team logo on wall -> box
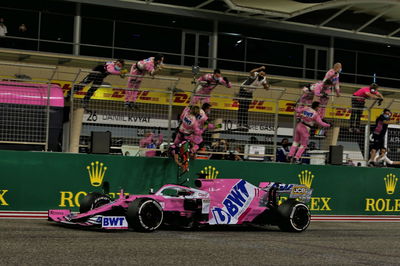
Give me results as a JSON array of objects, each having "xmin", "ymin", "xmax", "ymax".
[
  {"xmin": 200, "ymin": 166, "xmax": 219, "ymax": 179},
  {"xmin": 86, "ymin": 161, "xmax": 108, "ymax": 187},
  {"xmin": 298, "ymin": 170, "xmax": 315, "ymax": 188},
  {"xmin": 384, "ymin": 174, "xmax": 397, "ymax": 195}
]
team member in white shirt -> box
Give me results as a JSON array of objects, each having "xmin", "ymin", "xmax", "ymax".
[
  {"xmin": 237, "ymin": 66, "xmax": 270, "ymax": 129},
  {"xmin": 371, "ymin": 147, "xmax": 400, "ymax": 167}
]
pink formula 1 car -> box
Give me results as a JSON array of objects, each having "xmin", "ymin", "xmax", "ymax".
[{"xmin": 48, "ymin": 179, "xmax": 313, "ymax": 232}]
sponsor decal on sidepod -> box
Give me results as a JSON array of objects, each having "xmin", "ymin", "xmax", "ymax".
[{"xmin": 210, "ymin": 180, "xmax": 256, "ymax": 225}]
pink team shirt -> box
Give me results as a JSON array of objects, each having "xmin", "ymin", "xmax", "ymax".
[
  {"xmin": 195, "ymin": 74, "xmax": 232, "ymax": 95},
  {"xmin": 296, "ymin": 106, "xmax": 331, "ymax": 128},
  {"xmin": 179, "ymin": 109, "xmax": 202, "ymax": 135},
  {"xmin": 105, "ymin": 62, "xmax": 123, "ymax": 75},
  {"xmin": 322, "ymin": 69, "xmax": 340, "ymax": 95},
  {"xmin": 135, "ymin": 57, "xmax": 156, "ymax": 74},
  {"xmin": 125, "ymin": 57, "xmax": 158, "ymax": 102},
  {"xmin": 197, "ymin": 109, "xmax": 215, "ymax": 131},
  {"xmin": 353, "ymin": 87, "xmax": 377, "ymax": 101},
  {"xmin": 313, "ymin": 82, "xmax": 334, "ymax": 97},
  {"xmin": 180, "ymin": 107, "xmax": 214, "ymax": 145},
  {"xmin": 191, "ymin": 73, "xmax": 232, "ymax": 104}
]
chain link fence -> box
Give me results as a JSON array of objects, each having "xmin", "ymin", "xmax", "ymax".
[
  {"xmin": 0, "ymin": 62, "xmax": 61, "ymax": 151},
  {"xmin": 287, "ymin": 86, "xmax": 392, "ymax": 166},
  {"xmin": 382, "ymin": 99, "xmax": 400, "ymax": 162},
  {"xmin": 0, "ymin": 61, "xmax": 398, "ymax": 166},
  {"xmin": 69, "ymin": 70, "xmax": 178, "ymax": 154}
]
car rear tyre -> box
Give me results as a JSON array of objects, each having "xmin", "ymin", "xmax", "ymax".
[
  {"xmin": 277, "ymin": 200, "xmax": 310, "ymax": 232},
  {"xmin": 126, "ymin": 198, "xmax": 163, "ymax": 232},
  {"xmin": 79, "ymin": 192, "xmax": 112, "ymax": 213}
]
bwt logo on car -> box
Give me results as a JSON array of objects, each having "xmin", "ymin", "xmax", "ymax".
[
  {"xmin": 211, "ymin": 180, "xmax": 256, "ymax": 225},
  {"xmin": 101, "ymin": 216, "xmax": 128, "ymax": 229}
]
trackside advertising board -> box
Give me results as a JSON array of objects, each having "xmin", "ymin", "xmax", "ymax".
[
  {"xmin": 0, "ymin": 150, "xmax": 400, "ymax": 219},
  {"xmin": 51, "ymin": 80, "xmax": 391, "ymax": 121}
]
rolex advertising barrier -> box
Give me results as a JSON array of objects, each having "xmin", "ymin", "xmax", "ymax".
[{"xmin": 1, "ymin": 150, "xmax": 400, "ymax": 221}]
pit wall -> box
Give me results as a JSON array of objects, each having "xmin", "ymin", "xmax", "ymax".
[{"xmin": 1, "ymin": 150, "xmax": 399, "ymax": 218}]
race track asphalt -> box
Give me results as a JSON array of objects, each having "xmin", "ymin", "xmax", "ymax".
[{"xmin": 0, "ymin": 220, "xmax": 399, "ymax": 265}]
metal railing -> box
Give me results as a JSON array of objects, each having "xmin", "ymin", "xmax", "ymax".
[{"xmin": 1, "ymin": 33, "xmax": 400, "ymax": 89}]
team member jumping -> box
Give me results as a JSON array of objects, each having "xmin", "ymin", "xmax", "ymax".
[
  {"xmin": 173, "ymin": 105, "xmax": 203, "ymax": 153},
  {"xmin": 193, "ymin": 103, "xmax": 216, "ymax": 147},
  {"xmin": 170, "ymin": 105, "xmax": 202, "ymax": 168},
  {"xmin": 298, "ymin": 84, "xmax": 315, "ymax": 106},
  {"xmin": 288, "ymin": 101, "xmax": 331, "ymax": 163},
  {"xmin": 191, "ymin": 69, "xmax": 232, "ymax": 105},
  {"xmin": 71, "ymin": 59, "xmax": 126, "ymax": 105},
  {"xmin": 314, "ymin": 63, "xmax": 342, "ymax": 118},
  {"xmin": 124, "ymin": 54, "xmax": 164, "ymax": 108},
  {"xmin": 298, "ymin": 79, "xmax": 333, "ymax": 106},
  {"xmin": 237, "ymin": 66, "xmax": 270, "ymax": 128}
]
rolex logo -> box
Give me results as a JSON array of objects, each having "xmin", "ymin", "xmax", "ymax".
[
  {"xmin": 298, "ymin": 170, "xmax": 315, "ymax": 188},
  {"xmin": 200, "ymin": 166, "xmax": 219, "ymax": 179},
  {"xmin": 86, "ymin": 161, "xmax": 107, "ymax": 187},
  {"xmin": 384, "ymin": 174, "xmax": 397, "ymax": 195}
]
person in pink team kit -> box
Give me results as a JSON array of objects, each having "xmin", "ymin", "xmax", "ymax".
[
  {"xmin": 191, "ymin": 69, "xmax": 232, "ymax": 105},
  {"xmin": 288, "ymin": 101, "xmax": 331, "ymax": 163},
  {"xmin": 193, "ymin": 103, "xmax": 215, "ymax": 146},
  {"xmin": 350, "ymin": 83, "xmax": 383, "ymax": 133},
  {"xmin": 298, "ymin": 79, "xmax": 333, "ymax": 106},
  {"xmin": 170, "ymin": 104, "xmax": 213, "ymax": 168},
  {"xmin": 314, "ymin": 63, "xmax": 342, "ymax": 118},
  {"xmin": 298, "ymin": 84, "xmax": 315, "ymax": 106},
  {"xmin": 125, "ymin": 54, "xmax": 164, "ymax": 108},
  {"xmin": 173, "ymin": 105, "xmax": 202, "ymax": 154},
  {"xmin": 70, "ymin": 59, "xmax": 126, "ymax": 105},
  {"xmin": 139, "ymin": 131, "xmax": 163, "ymax": 157}
]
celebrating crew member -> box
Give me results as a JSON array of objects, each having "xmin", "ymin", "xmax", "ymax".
[
  {"xmin": 367, "ymin": 109, "xmax": 397, "ymax": 166},
  {"xmin": 191, "ymin": 69, "xmax": 232, "ymax": 105},
  {"xmin": 287, "ymin": 101, "xmax": 331, "ymax": 163},
  {"xmin": 313, "ymin": 63, "xmax": 342, "ymax": 118},
  {"xmin": 350, "ymin": 83, "xmax": 383, "ymax": 133},
  {"xmin": 314, "ymin": 78, "xmax": 337, "ymax": 118},
  {"xmin": 323, "ymin": 62, "xmax": 341, "ymax": 94},
  {"xmin": 170, "ymin": 105, "xmax": 203, "ymax": 169},
  {"xmin": 173, "ymin": 105, "xmax": 202, "ymax": 153},
  {"xmin": 125, "ymin": 54, "xmax": 164, "ymax": 108},
  {"xmin": 71, "ymin": 59, "xmax": 127, "ymax": 105},
  {"xmin": 298, "ymin": 79, "xmax": 333, "ymax": 107},
  {"xmin": 298, "ymin": 84, "xmax": 315, "ymax": 106},
  {"xmin": 237, "ymin": 66, "xmax": 270, "ymax": 129},
  {"xmin": 194, "ymin": 103, "xmax": 216, "ymax": 147}
]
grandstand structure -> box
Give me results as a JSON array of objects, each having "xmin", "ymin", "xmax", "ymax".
[{"xmin": 1, "ymin": 0, "xmax": 400, "ymax": 164}]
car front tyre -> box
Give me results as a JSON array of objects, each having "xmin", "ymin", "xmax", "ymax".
[{"xmin": 79, "ymin": 192, "xmax": 112, "ymax": 213}]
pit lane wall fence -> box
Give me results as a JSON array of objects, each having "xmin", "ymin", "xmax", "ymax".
[{"xmin": 1, "ymin": 150, "xmax": 400, "ymax": 220}]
